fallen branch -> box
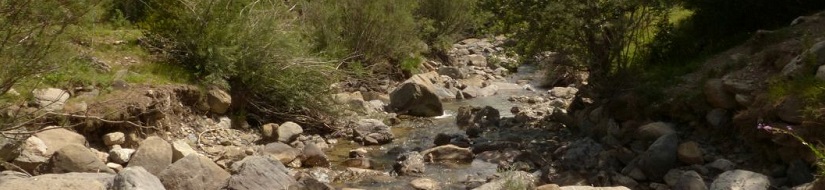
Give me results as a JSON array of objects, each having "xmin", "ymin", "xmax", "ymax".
[{"xmin": 46, "ymin": 112, "xmax": 157, "ymax": 130}]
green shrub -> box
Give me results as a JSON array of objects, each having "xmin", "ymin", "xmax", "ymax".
[
  {"xmin": 143, "ymin": 0, "xmax": 337, "ymax": 127},
  {"xmin": 417, "ymin": 0, "xmax": 488, "ymax": 53},
  {"xmin": 302, "ymin": 0, "xmax": 424, "ymax": 67}
]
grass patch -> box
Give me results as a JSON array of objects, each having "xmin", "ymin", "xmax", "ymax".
[
  {"xmin": 769, "ymin": 75, "xmax": 825, "ymax": 119},
  {"xmin": 126, "ymin": 62, "xmax": 195, "ymax": 85}
]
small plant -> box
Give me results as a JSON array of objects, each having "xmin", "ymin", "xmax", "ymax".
[{"xmin": 758, "ymin": 122, "xmax": 825, "ymax": 176}]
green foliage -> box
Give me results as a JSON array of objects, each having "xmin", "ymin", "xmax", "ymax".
[
  {"xmin": 0, "ymin": 0, "xmax": 97, "ymax": 96},
  {"xmin": 417, "ymin": 0, "xmax": 488, "ymax": 53},
  {"xmin": 143, "ymin": 0, "xmax": 337, "ymax": 124},
  {"xmin": 302, "ymin": 0, "xmax": 424, "ymax": 65},
  {"xmin": 649, "ymin": 0, "xmax": 825, "ymax": 68},
  {"xmin": 481, "ymin": 0, "xmax": 669, "ymax": 93}
]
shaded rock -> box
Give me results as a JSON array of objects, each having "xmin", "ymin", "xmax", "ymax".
[
  {"xmin": 35, "ymin": 128, "xmax": 87, "ymax": 156},
  {"xmin": 787, "ymin": 159, "xmax": 815, "ymax": 186},
  {"xmin": 710, "ymin": 170, "xmax": 770, "ymax": 190},
  {"xmin": 170, "ymin": 140, "xmax": 197, "ymax": 162},
  {"xmin": 433, "ymin": 133, "xmax": 471, "ymax": 148},
  {"xmin": 353, "ymin": 119, "xmax": 394, "ymax": 145},
  {"xmin": 0, "ymin": 135, "xmax": 21, "ymax": 162},
  {"xmin": 113, "ymin": 166, "xmax": 165, "ymax": 190},
  {"xmin": 637, "ymin": 134, "xmax": 679, "ymax": 182},
  {"xmin": 278, "ymin": 122, "xmax": 304, "ymax": 143},
  {"xmin": 438, "ymin": 67, "xmax": 467, "ymax": 79},
  {"xmin": 560, "ymin": 138, "xmax": 603, "ymax": 170},
  {"xmin": 103, "ymin": 132, "xmax": 126, "ymax": 146},
  {"xmin": 207, "ymin": 88, "xmax": 232, "ymax": 114},
  {"xmin": 775, "ymin": 96, "xmax": 803, "ymax": 124},
  {"xmin": 108, "ymin": 147, "xmax": 136, "ymax": 164},
  {"xmin": 637, "ymin": 122, "xmax": 676, "ymax": 141},
  {"xmin": 33, "ymin": 88, "xmax": 70, "ymax": 111},
  {"xmin": 301, "ymin": 143, "xmax": 330, "ymax": 167},
  {"xmin": 128, "ymin": 136, "xmax": 172, "ymax": 175},
  {"xmin": 394, "ymin": 151, "xmax": 425, "ymax": 176},
  {"xmin": 50, "ymin": 144, "xmax": 115, "ymax": 174},
  {"xmin": 389, "ymin": 82, "xmax": 444, "ymax": 117},
  {"xmin": 158, "ymin": 154, "xmax": 230, "ymax": 190},
  {"xmin": 421, "ymin": 145, "xmax": 474, "ymax": 162},
  {"xmin": 411, "ymin": 178, "xmax": 440, "ymax": 190},
  {"xmin": 665, "ymin": 169, "xmax": 686, "ymax": 186},
  {"xmin": 262, "ymin": 142, "xmax": 300, "ymax": 164},
  {"xmin": 0, "ymin": 173, "xmax": 114, "ymax": 190},
  {"xmin": 678, "ymin": 141, "xmax": 704, "ymax": 165},
  {"xmin": 706, "ymin": 159, "xmax": 736, "ymax": 172},
  {"xmin": 704, "ymin": 79, "xmax": 737, "ymax": 109},
  {"xmin": 462, "ymin": 86, "xmax": 482, "ymax": 99},
  {"xmin": 13, "ymin": 136, "xmax": 49, "ymax": 171},
  {"xmin": 674, "ymin": 170, "xmax": 707, "ymax": 190},
  {"xmin": 456, "ymin": 106, "xmax": 500, "ymax": 128},
  {"xmin": 706, "ymin": 109, "xmax": 730, "ymax": 127},
  {"xmin": 226, "ymin": 156, "xmax": 298, "ymax": 190}
]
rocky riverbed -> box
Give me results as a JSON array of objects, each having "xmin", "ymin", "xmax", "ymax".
[{"xmin": 0, "ymin": 36, "xmax": 821, "ymax": 190}]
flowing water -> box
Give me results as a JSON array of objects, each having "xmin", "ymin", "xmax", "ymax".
[{"xmin": 329, "ymin": 65, "xmax": 548, "ymax": 189}]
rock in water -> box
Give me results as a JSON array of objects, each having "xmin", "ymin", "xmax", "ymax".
[
  {"xmin": 421, "ymin": 145, "xmax": 474, "ymax": 162},
  {"xmin": 389, "ymin": 82, "xmax": 444, "ymax": 117},
  {"xmin": 353, "ymin": 119, "xmax": 394, "ymax": 145},
  {"xmin": 301, "ymin": 143, "xmax": 330, "ymax": 167},
  {"xmin": 394, "ymin": 151, "xmax": 426, "ymax": 176}
]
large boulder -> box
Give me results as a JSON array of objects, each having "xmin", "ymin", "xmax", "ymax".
[
  {"xmin": 13, "ymin": 136, "xmax": 49, "ymax": 172},
  {"xmin": 709, "ymin": 170, "xmax": 770, "ymax": 190},
  {"xmin": 33, "ymin": 88, "xmax": 70, "ymax": 111},
  {"xmin": 50, "ymin": 144, "xmax": 115, "ymax": 174},
  {"xmin": 277, "ymin": 122, "xmax": 304, "ymax": 143},
  {"xmin": 226, "ymin": 156, "xmax": 298, "ymax": 190},
  {"xmin": 207, "ymin": 88, "xmax": 232, "ymax": 114},
  {"xmin": 636, "ymin": 134, "xmax": 679, "ymax": 182},
  {"xmin": 170, "ymin": 140, "xmax": 197, "ymax": 162},
  {"xmin": 34, "ymin": 128, "xmax": 87, "ymax": 156},
  {"xmin": 704, "ymin": 79, "xmax": 737, "ymax": 109},
  {"xmin": 113, "ymin": 167, "xmax": 165, "ymax": 190},
  {"xmin": 158, "ymin": 154, "xmax": 230, "ymax": 190},
  {"xmin": 421, "ymin": 145, "xmax": 474, "ymax": 162},
  {"xmin": 301, "ymin": 143, "xmax": 330, "ymax": 167},
  {"xmin": 353, "ymin": 119, "xmax": 394, "ymax": 145},
  {"xmin": 559, "ymin": 138, "xmax": 603, "ymax": 170},
  {"xmin": 128, "ymin": 136, "xmax": 172, "ymax": 175},
  {"xmin": 0, "ymin": 173, "xmax": 115, "ymax": 190},
  {"xmin": 389, "ymin": 82, "xmax": 444, "ymax": 117}
]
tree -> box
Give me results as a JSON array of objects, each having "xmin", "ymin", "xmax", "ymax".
[
  {"xmin": 0, "ymin": 0, "xmax": 94, "ymax": 95},
  {"xmin": 481, "ymin": 0, "xmax": 669, "ymax": 94}
]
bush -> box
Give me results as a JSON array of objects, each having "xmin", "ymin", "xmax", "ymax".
[
  {"xmin": 142, "ymin": 0, "xmax": 337, "ymax": 128},
  {"xmin": 301, "ymin": 0, "xmax": 424, "ymax": 72},
  {"xmin": 417, "ymin": 0, "xmax": 488, "ymax": 53}
]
